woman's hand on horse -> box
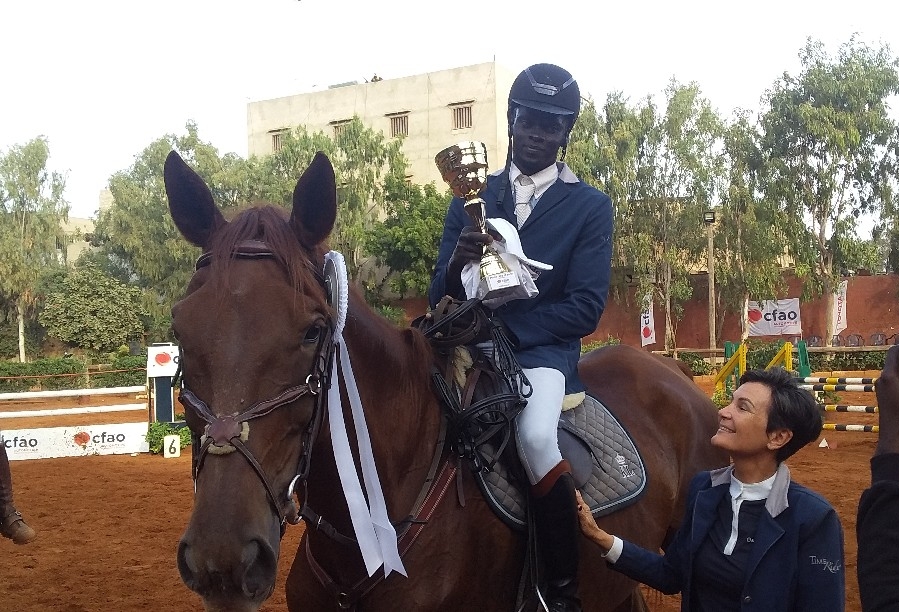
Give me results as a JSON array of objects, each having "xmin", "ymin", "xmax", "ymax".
[{"xmin": 575, "ymin": 490, "xmax": 614, "ymax": 554}]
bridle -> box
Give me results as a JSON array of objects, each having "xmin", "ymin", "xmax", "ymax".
[{"xmin": 177, "ymin": 239, "xmax": 335, "ymax": 530}]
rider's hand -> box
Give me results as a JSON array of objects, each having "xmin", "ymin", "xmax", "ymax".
[
  {"xmin": 876, "ymin": 345, "xmax": 899, "ymax": 456},
  {"xmin": 448, "ymin": 226, "xmax": 492, "ymax": 275}
]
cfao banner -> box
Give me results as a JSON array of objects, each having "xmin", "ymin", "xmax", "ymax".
[
  {"xmin": 832, "ymin": 280, "xmax": 848, "ymax": 335},
  {"xmin": 747, "ymin": 298, "xmax": 802, "ymax": 336},
  {"xmin": 639, "ymin": 295, "xmax": 656, "ymax": 347}
]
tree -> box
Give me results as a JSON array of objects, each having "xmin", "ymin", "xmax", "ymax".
[
  {"xmin": 256, "ymin": 118, "xmax": 409, "ymax": 283},
  {"xmin": 0, "ymin": 137, "xmax": 68, "ymax": 361},
  {"xmin": 91, "ymin": 122, "xmax": 252, "ymax": 339},
  {"xmin": 366, "ymin": 180, "xmax": 449, "ymax": 298},
  {"xmin": 715, "ymin": 111, "xmax": 802, "ymax": 341},
  {"xmin": 761, "ymin": 37, "xmax": 899, "ymax": 344},
  {"xmin": 39, "ymin": 261, "xmax": 147, "ymax": 353}
]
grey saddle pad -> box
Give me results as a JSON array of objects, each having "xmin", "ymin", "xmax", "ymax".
[{"xmin": 474, "ymin": 393, "xmax": 647, "ymax": 530}]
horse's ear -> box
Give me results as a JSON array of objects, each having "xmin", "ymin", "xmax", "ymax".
[
  {"xmin": 164, "ymin": 151, "xmax": 226, "ymax": 249},
  {"xmin": 290, "ymin": 152, "xmax": 337, "ymax": 249}
]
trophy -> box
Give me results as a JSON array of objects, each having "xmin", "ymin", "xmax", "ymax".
[{"xmin": 435, "ymin": 141, "xmax": 521, "ymax": 302}]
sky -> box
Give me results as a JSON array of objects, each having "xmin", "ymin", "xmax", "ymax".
[{"xmin": 2, "ymin": 0, "xmax": 899, "ymax": 220}]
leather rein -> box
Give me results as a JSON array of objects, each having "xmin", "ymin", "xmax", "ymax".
[{"xmin": 178, "ymin": 240, "xmax": 334, "ymax": 530}]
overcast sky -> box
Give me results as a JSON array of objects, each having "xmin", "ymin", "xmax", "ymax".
[{"xmin": 2, "ymin": 0, "xmax": 898, "ymax": 220}]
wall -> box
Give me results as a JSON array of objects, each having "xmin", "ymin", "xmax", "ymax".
[
  {"xmin": 588, "ymin": 273, "xmax": 898, "ymax": 349},
  {"xmin": 400, "ymin": 273, "xmax": 898, "ymax": 350}
]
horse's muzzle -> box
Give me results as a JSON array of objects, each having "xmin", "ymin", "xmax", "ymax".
[{"xmin": 178, "ymin": 536, "xmax": 278, "ymax": 610}]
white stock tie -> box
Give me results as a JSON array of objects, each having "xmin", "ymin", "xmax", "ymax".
[{"xmin": 515, "ymin": 176, "xmax": 536, "ymax": 229}]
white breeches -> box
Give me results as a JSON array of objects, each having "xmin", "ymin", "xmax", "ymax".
[{"xmin": 515, "ymin": 367, "xmax": 565, "ymax": 485}]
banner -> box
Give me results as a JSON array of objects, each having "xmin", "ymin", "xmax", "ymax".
[
  {"xmin": 747, "ymin": 298, "xmax": 802, "ymax": 336},
  {"xmin": 640, "ymin": 296, "xmax": 656, "ymax": 347},
  {"xmin": 2, "ymin": 422, "xmax": 150, "ymax": 461},
  {"xmin": 832, "ymin": 280, "xmax": 848, "ymax": 335}
]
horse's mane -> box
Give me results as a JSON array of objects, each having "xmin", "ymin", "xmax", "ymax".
[{"xmin": 208, "ymin": 205, "xmax": 325, "ymax": 294}]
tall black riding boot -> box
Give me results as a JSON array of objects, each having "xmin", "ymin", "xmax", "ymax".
[
  {"xmin": 0, "ymin": 443, "xmax": 35, "ymax": 545},
  {"xmin": 532, "ymin": 469, "xmax": 581, "ymax": 612}
]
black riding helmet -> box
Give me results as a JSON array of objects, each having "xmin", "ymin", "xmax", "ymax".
[{"xmin": 507, "ymin": 63, "xmax": 580, "ymax": 136}]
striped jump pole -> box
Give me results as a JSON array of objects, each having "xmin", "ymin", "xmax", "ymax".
[
  {"xmin": 799, "ymin": 377, "xmax": 878, "ymax": 385},
  {"xmin": 799, "ymin": 384, "xmax": 876, "ymax": 393},
  {"xmin": 820, "ymin": 405, "xmax": 879, "ymax": 413},
  {"xmin": 823, "ymin": 424, "xmax": 879, "ymax": 433}
]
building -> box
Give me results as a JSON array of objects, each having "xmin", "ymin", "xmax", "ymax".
[{"xmin": 247, "ymin": 62, "xmax": 517, "ymax": 186}]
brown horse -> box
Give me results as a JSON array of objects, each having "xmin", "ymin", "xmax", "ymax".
[{"xmin": 166, "ymin": 150, "xmax": 729, "ymax": 612}]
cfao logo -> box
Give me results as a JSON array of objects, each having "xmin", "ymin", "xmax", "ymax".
[{"xmin": 748, "ymin": 308, "xmax": 763, "ymax": 323}]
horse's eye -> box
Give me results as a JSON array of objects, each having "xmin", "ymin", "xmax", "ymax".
[{"xmin": 304, "ymin": 326, "xmax": 322, "ymax": 344}]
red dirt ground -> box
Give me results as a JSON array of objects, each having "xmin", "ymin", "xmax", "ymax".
[{"xmin": 0, "ymin": 385, "xmax": 877, "ymax": 611}]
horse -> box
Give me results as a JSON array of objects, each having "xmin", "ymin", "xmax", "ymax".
[{"xmin": 165, "ymin": 150, "xmax": 730, "ymax": 612}]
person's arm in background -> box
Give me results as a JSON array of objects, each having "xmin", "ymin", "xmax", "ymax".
[{"xmin": 858, "ymin": 344, "xmax": 899, "ymax": 612}]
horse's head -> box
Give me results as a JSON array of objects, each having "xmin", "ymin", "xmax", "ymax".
[{"xmin": 166, "ymin": 151, "xmax": 337, "ymax": 611}]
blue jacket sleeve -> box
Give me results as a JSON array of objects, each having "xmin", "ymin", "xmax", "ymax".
[
  {"xmin": 428, "ymin": 196, "xmax": 468, "ymax": 308},
  {"xmin": 795, "ymin": 505, "xmax": 845, "ymax": 611},
  {"xmin": 605, "ymin": 474, "xmax": 705, "ymax": 594}
]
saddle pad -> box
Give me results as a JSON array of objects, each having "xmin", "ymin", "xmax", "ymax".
[{"xmin": 474, "ymin": 394, "xmax": 647, "ymax": 530}]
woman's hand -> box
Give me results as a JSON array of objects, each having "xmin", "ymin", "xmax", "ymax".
[{"xmin": 576, "ymin": 490, "xmax": 615, "ymax": 554}]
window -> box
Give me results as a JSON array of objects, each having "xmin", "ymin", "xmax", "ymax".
[
  {"xmin": 388, "ymin": 113, "xmax": 409, "ymax": 138},
  {"xmin": 451, "ymin": 104, "xmax": 472, "ymax": 130},
  {"xmin": 331, "ymin": 119, "xmax": 351, "ymax": 139},
  {"xmin": 269, "ymin": 129, "xmax": 288, "ymax": 153}
]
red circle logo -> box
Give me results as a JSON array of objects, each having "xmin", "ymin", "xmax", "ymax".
[
  {"xmin": 642, "ymin": 326, "xmax": 652, "ymax": 338},
  {"xmin": 155, "ymin": 352, "xmax": 172, "ymax": 365},
  {"xmin": 748, "ymin": 309, "xmax": 762, "ymax": 323}
]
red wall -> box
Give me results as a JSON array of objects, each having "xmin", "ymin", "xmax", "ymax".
[
  {"xmin": 399, "ymin": 273, "xmax": 899, "ymax": 350},
  {"xmin": 588, "ymin": 273, "xmax": 898, "ymax": 349}
]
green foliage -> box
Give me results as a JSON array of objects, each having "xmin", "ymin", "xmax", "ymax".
[
  {"xmin": 678, "ymin": 352, "xmax": 714, "ymax": 376},
  {"xmin": 711, "ymin": 386, "xmax": 732, "ymax": 408},
  {"xmin": 145, "ymin": 421, "xmax": 191, "ymax": 455},
  {"xmin": 89, "ymin": 355, "xmax": 148, "ymax": 388},
  {"xmin": 581, "ymin": 336, "xmax": 620, "ymax": 353},
  {"xmin": 366, "ymin": 181, "xmax": 449, "ymax": 298},
  {"xmin": 0, "ymin": 137, "xmax": 69, "ymax": 361},
  {"xmin": 372, "ymin": 304, "xmax": 407, "ymax": 326},
  {"xmin": 0, "ymin": 356, "xmax": 88, "ymax": 392},
  {"xmin": 39, "ymin": 261, "xmax": 148, "ymax": 353}
]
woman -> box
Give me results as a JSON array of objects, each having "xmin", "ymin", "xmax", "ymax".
[{"xmin": 577, "ymin": 367, "xmax": 844, "ymax": 611}]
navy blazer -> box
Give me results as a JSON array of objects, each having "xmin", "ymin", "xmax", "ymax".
[
  {"xmin": 611, "ymin": 464, "xmax": 845, "ymax": 612},
  {"xmin": 429, "ymin": 164, "xmax": 613, "ymax": 393}
]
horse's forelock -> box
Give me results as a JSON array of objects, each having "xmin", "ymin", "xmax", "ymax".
[{"xmin": 209, "ymin": 205, "xmax": 324, "ymax": 294}]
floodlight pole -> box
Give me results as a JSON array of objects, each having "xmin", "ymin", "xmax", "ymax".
[{"xmin": 704, "ymin": 211, "xmax": 717, "ymax": 358}]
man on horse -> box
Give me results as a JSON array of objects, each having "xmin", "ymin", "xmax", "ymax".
[{"xmin": 429, "ymin": 63, "xmax": 614, "ymax": 612}]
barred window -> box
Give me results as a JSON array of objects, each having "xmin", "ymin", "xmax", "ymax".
[
  {"xmin": 452, "ymin": 105, "xmax": 472, "ymax": 130},
  {"xmin": 389, "ymin": 114, "xmax": 409, "ymax": 138},
  {"xmin": 331, "ymin": 120, "xmax": 351, "ymax": 139},
  {"xmin": 269, "ymin": 129, "xmax": 288, "ymax": 153}
]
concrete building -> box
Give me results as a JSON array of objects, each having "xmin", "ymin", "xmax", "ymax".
[{"xmin": 247, "ymin": 62, "xmax": 517, "ymax": 186}]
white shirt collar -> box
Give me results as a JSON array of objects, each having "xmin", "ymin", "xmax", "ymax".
[
  {"xmin": 509, "ymin": 162, "xmax": 565, "ymax": 200},
  {"xmin": 729, "ymin": 471, "xmax": 776, "ymax": 501}
]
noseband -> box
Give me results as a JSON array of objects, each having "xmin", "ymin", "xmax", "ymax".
[{"xmin": 178, "ymin": 240, "xmax": 334, "ymax": 528}]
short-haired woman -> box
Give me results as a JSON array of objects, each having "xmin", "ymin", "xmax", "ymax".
[{"xmin": 577, "ymin": 367, "xmax": 844, "ymax": 612}]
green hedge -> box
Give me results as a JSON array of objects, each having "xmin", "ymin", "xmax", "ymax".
[
  {"xmin": 737, "ymin": 339, "xmax": 886, "ymax": 373},
  {"xmin": 0, "ymin": 355, "xmax": 148, "ymax": 393}
]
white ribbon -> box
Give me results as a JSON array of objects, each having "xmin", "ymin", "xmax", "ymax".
[{"xmin": 324, "ymin": 251, "xmax": 407, "ymax": 578}]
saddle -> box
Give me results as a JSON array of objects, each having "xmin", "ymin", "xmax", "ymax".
[{"xmin": 413, "ymin": 298, "xmax": 647, "ymax": 529}]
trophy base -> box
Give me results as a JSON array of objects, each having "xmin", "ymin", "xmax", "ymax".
[{"xmin": 477, "ymin": 270, "xmax": 521, "ymax": 303}]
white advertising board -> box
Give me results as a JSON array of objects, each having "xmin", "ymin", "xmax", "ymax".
[
  {"xmin": 147, "ymin": 344, "xmax": 179, "ymax": 378},
  {"xmin": 1, "ymin": 422, "xmax": 150, "ymax": 461}
]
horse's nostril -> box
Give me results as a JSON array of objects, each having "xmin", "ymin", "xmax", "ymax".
[
  {"xmin": 177, "ymin": 540, "xmax": 199, "ymax": 590},
  {"xmin": 240, "ymin": 539, "xmax": 278, "ymax": 600}
]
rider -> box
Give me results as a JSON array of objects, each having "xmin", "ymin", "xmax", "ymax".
[
  {"xmin": 0, "ymin": 442, "xmax": 36, "ymax": 545},
  {"xmin": 429, "ymin": 63, "xmax": 613, "ymax": 612}
]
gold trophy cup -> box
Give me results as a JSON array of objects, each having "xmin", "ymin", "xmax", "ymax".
[{"xmin": 435, "ymin": 141, "xmax": 521, "ymax": 302}]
